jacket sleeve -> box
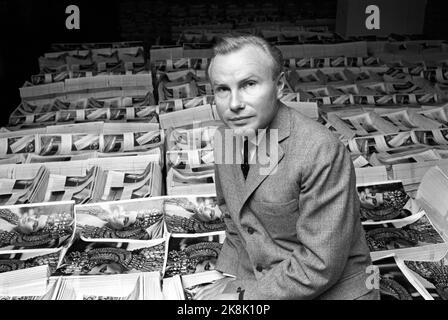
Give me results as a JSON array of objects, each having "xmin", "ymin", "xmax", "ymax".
[
  {"xmin": 214, "ymin": 167, "xmax": 244, "ymax": 277},
  {"xmin": 223, "ymin": 140, "xmax": 361, "ymax": 299}
]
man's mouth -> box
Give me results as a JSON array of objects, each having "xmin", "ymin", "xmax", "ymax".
[{"xmin": 229, "ymin": 116, "xmax": 254, "ymax": 123}]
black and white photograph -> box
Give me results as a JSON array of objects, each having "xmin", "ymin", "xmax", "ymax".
[
  {"xmin": 356, "ymin": 181, "xmax": 412, "ymax": 223},
  {"xmin": 163, "ymin": 195, "xmax": 225, "ymax": 235},
  {"xmin": 165, "ymin": 235, "xmax": 223, "ymax": 278},
  {"xmin": 1, "ymin": 0, "xmax": 448, "ymax": 304},
  {"xmin": 75, "ymin": 199, "xmax": 165, "ymax": 241},
  {"xmin": 0, "ymin": 201, "xmax": 75, "ymax": 251},
  {"xmin": 363, "ymin": 212, "xmax": 445, "ymax": 253},
  {"xmin": 0, "ymin": 250, "xmax": 63, "ymax": 275},
  {"xmin": 54, "ymin": 237, "xmax": 167, "ymax": 276},
  {"xmin": 374, "ymin": 256, "xmax": 425, "ymax": 300},
  {"xmin": 398, "ymin": 254, "xmax": 448, "ymax": 300}
]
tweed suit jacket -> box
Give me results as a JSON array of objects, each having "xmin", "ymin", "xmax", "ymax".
[{"xmin": 213, "ymin": 104, "xmax": 375, "ymax": 300}]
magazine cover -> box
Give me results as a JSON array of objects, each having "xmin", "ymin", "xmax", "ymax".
[
  {"xmin": 163, "ymin": 195, "xmax": 225, "ymax": 236},
  {"xmin": 356, "ymin": 180, "xmax": 412, "ymax": 223},
  {"xmin": 373, "ymin": 256, "xmax": 425, "ymax": 300},
  {"xmin": 0, "ymin": 248, "xmax": 64, "ymax": 275},
  {"xmin": 164, "ymin": 235, "xmax": 224, "ymax": 278},
  {"xmin": 54, "ymin": 237, "xmax": 167, "ymax": 276},
  {"xmin": 363, "ymin": 210, "xmax": 446, "ymax": 260},
  {"xmin": 396, "ymin": 250, "xmax": 448, "ymax": 300},
  {"xmin": 76, "ymin": 198, "xmax": 166, "ymax": 242},
  {"xmin": 0, "ymin": 201, "xmax": 75, "ymax": 252}
]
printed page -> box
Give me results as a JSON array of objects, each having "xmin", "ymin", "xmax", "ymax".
[
  {"xmin": 55, "ymin": 238, "xmax": 166, "ymax": 277},
  {"xmin": 76, "ymin": 197, "xmax": 166, "ymax": 242},
  {"xmin": 356, "ymin": 180, "xmax": 413, "ymax": 224},
  {"xmin": 395, "ymin": 251, "xmax": 448, "ymax": 300},
  {"xmin": 372, "ymin": 256, "xmax": 426, "ymax": 300},
  {"xmin": 0, "ymin": 201, "xmax": 75, "ymax": 252}
]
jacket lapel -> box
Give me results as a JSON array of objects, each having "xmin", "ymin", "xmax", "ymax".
[{"xmin": 214, "ymin": 127, "xmax": 246, "ymax": 209}]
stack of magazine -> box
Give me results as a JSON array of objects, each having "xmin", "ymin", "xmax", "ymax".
[
  {"xmin": 9, "ymin": 95, "xmax": 158, "ymax": 129},
  {"xmin": 0, "ymin": 155, "xmax": 163, "ymax": 205},
  {"xmin": 356, "ymin": 166, "xmax": 448, "ymax": 299},
  {"xmin": 165, "ymin": 125, "xmax": 218, "ymax": 195},
  {"xmin": 0, "ymin": 192, "xmax": 228, "ymax": 299}
]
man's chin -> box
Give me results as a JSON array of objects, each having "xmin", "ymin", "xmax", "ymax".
[{"xmin": 227, "ymin": 125, "xmax": 257, "ymax": 137}]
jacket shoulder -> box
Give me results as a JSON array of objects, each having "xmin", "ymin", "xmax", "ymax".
[{"xmin": 287, "ymin": 106, "xmax": 340, "ymax": 146}]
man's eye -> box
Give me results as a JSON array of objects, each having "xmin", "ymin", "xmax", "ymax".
[
  {"xmin": 215, "ymin": 87, "xmax": 229, "ymax": 93},
  {"xmin": 243, "ymin": 81, "xmax": 257, "ymax": 89}
]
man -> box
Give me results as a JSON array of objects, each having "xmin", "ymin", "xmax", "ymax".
[{"xmin": 194, "ymin": 35, "xmax": 378, "ymax": 300}]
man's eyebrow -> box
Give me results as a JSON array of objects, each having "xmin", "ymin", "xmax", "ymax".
[
  {"xmin": 238, "ymin": 75, "xmax": 260, "ymax": 83},
  {"xmin": 212, "ymin": 75, "xmax": 260, "ymax": 87}
]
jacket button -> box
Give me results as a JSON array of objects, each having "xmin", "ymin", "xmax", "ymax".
[
  {"xmin": 256, "ymin": 265, "xmax": 263, "ymax": 272},
  {"xmin": 247, "ymin": 227, "xmax": 255, "ymax": 234}
]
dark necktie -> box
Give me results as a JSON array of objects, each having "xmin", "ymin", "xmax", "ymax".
[{"xmin": 241, "ymin": 139, "xmax": 249, "ymax": 179}]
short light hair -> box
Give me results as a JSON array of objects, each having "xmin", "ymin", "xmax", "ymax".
[{"xmin": 207, "ymin": 35, "xmax": 283, "ymax": 81}]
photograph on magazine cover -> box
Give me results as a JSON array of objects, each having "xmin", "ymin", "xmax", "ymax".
[
  {"xmin": 75, "ymin": 199, "xmax": 165, "ymax": 241},
  {"xmin": 363, "ymin": 212, "xmax": 445, "ymax": 253},
  {"xmin": 54, "ymin": 237, "xmax": 167, "ymax": 276},
  {"xmin": 163, "ymin": 195, "xmax": 225, "ymax": 235},
  {"xmin": 373, "ymin": 256, "xmax": 425, "ymax": 300},
  {"xmin": 165, "ymin": 235, "xmax": 223, "ymax": 278},
  {"xmin": 0, "ymin": 249, "xmax": 63, "ymax": 275},
  {"xmin": 0, "ymin": 201, "xmax": 75, "ymax": 251},
  {"xmin": 396, "ymin": 252, "xmax": 448, "ymax": 300},
  {"xmin": 356, "ymin": 180, "xmax": 412, "ymax": 223}
]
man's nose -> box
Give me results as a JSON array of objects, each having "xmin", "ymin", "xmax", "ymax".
[{"xmin": 229, "ymin": 90, "xmax": 244, "ymax": 111}]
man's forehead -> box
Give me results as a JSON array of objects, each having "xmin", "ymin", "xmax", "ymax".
[{"xmin": 210, "ymin": 45, "xmax": 273, "ymax": 81}]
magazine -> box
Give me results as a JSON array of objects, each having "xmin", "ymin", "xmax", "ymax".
[
  {"xmin": 165, "ymin": 235, "xmax": 224, "ymax": 278},
  {"xmin": 99, "ymin": 162, "xmax": 162, "ymax": 201},
  {"xmin": 55, "ymin": 272, "xmax": 163, "ymax": 300},
  {"xmin": 0, "ymin": 201, "xmax": 75, "ymax": 252},
  {"xmin": 0, "ymin": 266, "xmax": 61, "ymax": 300},
  {"xmin": 0, "ymin": 165, "xmax": 49, "ymax": 205},
  {"xmin": 76, "ymin": 197, "xmax": 166, "ymax": 242},
  {"xmin": 356, "ymin": 180, "xmax": 412, "ymax": 223},
  {"xmin": 163, "ymin": 195, "xmax": 225, "ymax": 236},
  {"xmin": 372, "ymin": 256, "xmax": 425, "ymax": 300},
  {"xmin": 364, "ymin": 210, "xmax": 445, "ymax": 261},
  {"xmin": 43, "ymin": 166, "xmax": 102, "ymax": 204},
  {"xmin": 54, "ymin": 237, "xmax": 167, "ymax": 277},
  {"xmin": 396, "ymin": 250, "xmax": 448, "ymax": 300}
]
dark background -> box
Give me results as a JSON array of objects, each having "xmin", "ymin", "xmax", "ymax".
[{"xmin": 0, "ymin": 0, "xmax": 447, "ymax": 126}]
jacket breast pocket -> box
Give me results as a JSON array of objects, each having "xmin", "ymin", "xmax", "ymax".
[{"xmin": 249, "ymin": 199, "xmax": 299, "ymax": 240}]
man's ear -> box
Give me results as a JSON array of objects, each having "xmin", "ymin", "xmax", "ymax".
[{"xmin": 276, "ymin": 72, "xmax": 286, "ymax": 99}]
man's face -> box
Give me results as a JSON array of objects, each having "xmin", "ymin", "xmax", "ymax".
[{"xmin": 209, "ymin": 45, "xmax": 283, "ymax": 136}]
